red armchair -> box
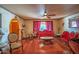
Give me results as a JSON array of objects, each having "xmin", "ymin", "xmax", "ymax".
[
  {"xmin": 69, "ymin": 40, "xmax": 79, "ymax": 53},
  {"xmin": 69, "ymin": 32, "xmax": 75, "ymax": 40},
  {"xmin": 61, "ymin": 31, "xmax": 70, "ymax": 42},
  {"xmin": 75, "ymin": 32, "xmax": 79, "ymax": 39}
]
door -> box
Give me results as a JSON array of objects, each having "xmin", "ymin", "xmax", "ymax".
[{"xmin": 9, "ymin": 19, "xmax": 19, "ymax": 36}]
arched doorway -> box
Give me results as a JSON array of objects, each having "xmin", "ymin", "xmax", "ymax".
[{"xmin": 9, "ymin": 18, "xmax": 19, "ymax": 37}]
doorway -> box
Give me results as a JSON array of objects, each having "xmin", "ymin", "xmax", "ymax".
[{"xmin": 9, "ymin": 18, "xmax": 19, "ymax": 36}]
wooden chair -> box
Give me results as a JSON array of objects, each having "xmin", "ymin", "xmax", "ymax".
[{"xmin": 8, "ymin": 33, "xmax": 23, "ymax": 54}]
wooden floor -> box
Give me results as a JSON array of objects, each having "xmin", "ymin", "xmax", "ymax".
[{"xmin": 11, "ymin": 37, "xmax": 73, "ymax": 54}]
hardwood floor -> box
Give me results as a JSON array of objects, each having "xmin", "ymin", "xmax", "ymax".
[{"xmin": 9, "ymin": 37, "xmax": 73, "ymax": 54}]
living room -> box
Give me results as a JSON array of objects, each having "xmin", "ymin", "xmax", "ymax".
[{"xmin": 0, "ymin": 4, "xmax": 79, "ymax": 54}]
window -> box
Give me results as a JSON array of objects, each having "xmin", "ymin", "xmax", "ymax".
[
  {"xmin": 69, "ymin": 19, "xmax": 79, "ymax": 28},
  {"xmin": 71, "ymin": 21, "xmax": 77, "ymax": 27},
  {"xmin": 33, "ymin": 21, "xmax": 53, "ymax": 32},
  {"xmin": 40, "ymin": 22, "xmax": 47, "ymax": 31}
]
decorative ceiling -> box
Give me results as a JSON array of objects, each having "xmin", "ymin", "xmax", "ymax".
[{"xmin": 1, "ymin": 4, "xmax": 79, "ymax": 19}]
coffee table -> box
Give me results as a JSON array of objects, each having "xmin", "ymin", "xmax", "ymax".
[{"xmin": 40, "ymin": 37, "xmax": 54, "ymax": 46}]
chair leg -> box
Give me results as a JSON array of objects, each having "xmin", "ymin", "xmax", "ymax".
[
  {"xmin": 21, "ymin": 45, "xmax": 24, "ymax": 53},
  {"xmin": 9, "ymin": 49, "xmax": 12, "ymax": 54}
]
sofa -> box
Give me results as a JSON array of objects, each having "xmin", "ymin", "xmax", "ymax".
[{"xmin": 38, "ymin": 30, "xmax": 54, "ymax": 37}]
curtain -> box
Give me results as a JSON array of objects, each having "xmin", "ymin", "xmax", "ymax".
[
  {"xmin": 46, "ymin": 21, "xmax": 53, "ymax": 31},
  {"xmin": 33, "ymin": 21, "xmax": 41, "ymax": 32}
]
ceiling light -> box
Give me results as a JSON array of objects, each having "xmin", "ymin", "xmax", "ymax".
[{"xmin": 44, "ymin": 9, "xmax": 47, "ymax": 16}]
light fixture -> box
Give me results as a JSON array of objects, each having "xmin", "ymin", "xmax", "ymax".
[
  {"xmin": 44, "ymin": 9, "xmax": 47, "ymax": 16},
  {"xmin": 41, "ymin": 9, "xmax": 48, "ymax": 19}
]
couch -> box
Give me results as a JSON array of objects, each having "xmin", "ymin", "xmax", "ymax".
[{"xmin": 38, "ymin": 30, "xmax": 54, "ymax": 37}]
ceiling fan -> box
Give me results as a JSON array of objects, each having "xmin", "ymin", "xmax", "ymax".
[{"xmin": 42, "ymin": 9, "xmax": 56, "ymax": 19}]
